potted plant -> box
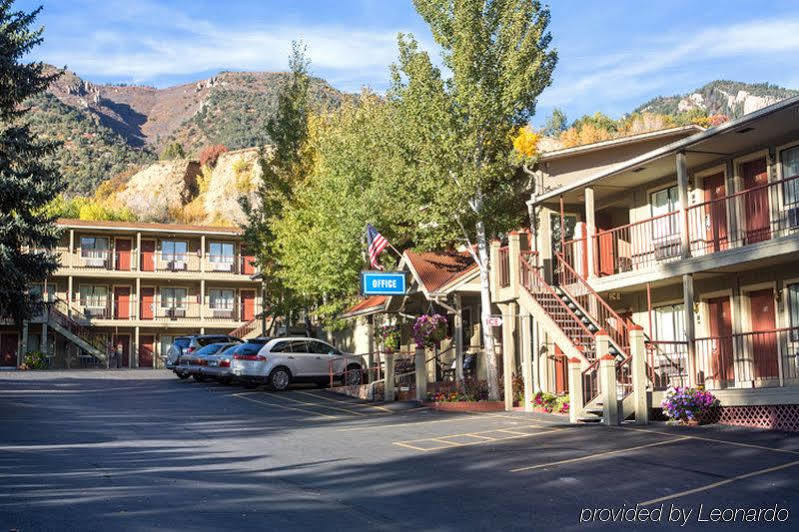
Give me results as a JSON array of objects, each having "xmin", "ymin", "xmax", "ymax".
[
  {"xmin": 412, "ymin": 313, "xmax": 448, "ymax": 349},
  {"xmin": 661, "ymin": 386, "xmax": 720, "ymax": 425},
  {"xmin": 376, "ymin": 324, "xmax": 402, "ymax": 353}
]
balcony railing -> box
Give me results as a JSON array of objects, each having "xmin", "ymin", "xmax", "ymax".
[
  {"xmin": 497, "ymin": 246, "xmax": 510, "ymax": 288},
  {"xmin": 60, "ymin": 248, "xmax": 256, "ymax": 276},
  {"xmin": 583, "ymin": 174, "xmax": 799, "ymax": 277}
]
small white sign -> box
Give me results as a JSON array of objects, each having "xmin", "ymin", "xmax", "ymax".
[{"xmin": 484, "ymin": 316, "xmax": 503, "ymax": 327}]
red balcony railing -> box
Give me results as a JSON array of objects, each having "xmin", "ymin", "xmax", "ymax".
[
  {"xmin": 647, "ymin": 340, "xmax": 689, "ymax": 390},
  {"xmin": 592, "ymin": 211, "xmax": 681, "ymax": 276}
]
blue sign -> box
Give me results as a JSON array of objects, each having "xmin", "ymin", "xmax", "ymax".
[{"xmin": 361, "ymin": 271, "xmax": 407, "ymax": 296}]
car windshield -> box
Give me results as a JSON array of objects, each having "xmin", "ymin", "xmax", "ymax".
[
  {"xmin": 194, "ymin": 343, "xmax": 226, "ymax": 356},
  {"xmin": 198, "ymin": 336, "xmax": 229, "ymax": 347},
  {"xmin": 214, "ymin": 343, "xmax": 237, "ymax": 356}
]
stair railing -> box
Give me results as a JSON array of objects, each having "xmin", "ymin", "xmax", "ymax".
[
  {"xmin": 555, "ymin": 251, "xmax": 630, "ymax": 357},
  {"xmin": 519, "ymin": 252, "xmax": 596, "ymax": 353},
  {"xmin": 49, "ymin": 299, "xmax": 111, "ymax": 355}
]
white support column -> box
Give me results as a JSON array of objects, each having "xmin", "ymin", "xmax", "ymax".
[
  {"xmin": 567, "ymin": 357, "xmax": 584, "ymax": 423},
  {"xmin": 531, "ymin": 317, "xmax": 540, "ymax": 393},
  {"xmin": 200, "ymin": 235, "xmax": 206, "ymax": 273},
  {"xmin": 41, "ymin": 315, "xmax": 48, "ymax": 357},
  {"xmin": 724, "ymin": 159, "xmax": 739, "ymax": 247},
  {"xmin": 134, "ymin": 326, "xmax": 140, "ymax": 368},
  {"xmin": 585, "ymin": 187, "xmax": 596, "ymax": 279},
  {"xmin": 595, "ymin": 329, "xmax": 610, "ymax": 360},
  {"xmin": 508, "ymin": 232, "xmax": 521, "ymax": 296},
  {"xmin": 414, "ymin": 347, "xmax": 427, "ymax": 402},
  {"xmin": 20, "ymin": 321, "xmax": 29, "ymax": 365},
  {"xmin": 68, "ymin": 229, "xmax": 75, "ymax": 268},
  {"xmin": 600, "ymin": 354, "xmax": 619, "ymax": 425},
  {"xmin": 520, "ymin": 313, "xmax": 533, "ymax": 412},
  {"xmin": 136, "ymin": 232, "xmax": 142, "ymax": 271},
  {"xmin": 135, "ymin": 278, "xmax": 141, "ymax": 320},
  {"xmin": 676, "ymin": 150, "xmax": 692, "ymax": 259},
  {"xmin": 630, "ymin": 325, "xmax": 649, "ymax": 425},
  {"xmin": 683, "ymin": 273, "xmax": 696, "ymax": 386},
  {"xmin": 367, "ymin": 315, "xmax": 375, "ymax": 372},
  {"xmin": 502, "ymin": 302, "xmax": 517, "ymax": 411},
  {"xmin": 200, "ymin": 279, "xmax": 205, "ymax": 321},
  {"xmin": 385, "ymin": 353, "xmax": 395, "ymax": 402},
  {"xmin": 67, "ymin": 276, "xmax": 73, "ymax": 318},
  {"xmin": 454, "ymin": 294, "xmax": 464, "ymax": 382}
]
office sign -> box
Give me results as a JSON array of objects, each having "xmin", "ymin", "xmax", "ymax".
[{"xmin": 360, "ymin": 271, "xmax": 407, "ymax": 296}]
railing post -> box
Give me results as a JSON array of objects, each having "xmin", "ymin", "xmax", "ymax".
[
  {"xmin": 594, "ymin": 329, "xmax": 610, "ymax": 360},
  {"xmin": 600, "ymin": 353, "xmax": 619, "ymax": 425},
  {"xmin": 489, "ymin": 239, "xmax": 501, "ymax": 294},
  {"xmin": 508, "ymin": 232, "xmax": 521, "ymax": 296},
  {"xmin": 567, "ymin": 357, "xmax": 584, "ymax": 423},
  {"xmin": 385, "ymin": 352, "xmax": 395, "ymax": 402},
  {"xmin": 520, "ymin": 313, "xmax": 533, "ymax": 412},
  {"xmin": 682, "ymin": 273, "xmax": 697, "ymax": 386},
  {"xmin": 415, "ymin": 347, "xmax": 427, "ymax": 402},
  {"xmin": 584, "ymin": 187, "xmax": 597, "ymax": 279},
  {"xmin": 676, "ymin": 150, "xmax": 692, "ymax": 259},
  {"xmin": 454, "ymin": 293, "xmax": 464, "ymax": 382},
  {"xmin": 629, "ymin": 325, "xmax": 649, "ymax": 425},
  {"xmin": 501, "ymin": 302, "xmax": 517, "ymax": 411}
]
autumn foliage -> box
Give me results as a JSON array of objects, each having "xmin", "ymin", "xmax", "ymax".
[{"xmin": 199, "ymin": 144, "xmax": 229, "ymax": 168}]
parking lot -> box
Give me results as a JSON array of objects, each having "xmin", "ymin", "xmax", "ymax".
[{"xmin": 2, "ymin": 371, "xmax": 799, "ymax": 531}]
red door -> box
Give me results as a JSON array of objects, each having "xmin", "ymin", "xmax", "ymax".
[
  {"xmin": 703, "ymin": 173, "xmax": 728, "ymax": 252},
  {"xmin": 140, "ymin": 287, "xmax": 154, "ymax": 320},
  {"xmin": 748, "ymin": 289, "xmax": 778, "ymax": 379},
  {"xmin": 241, "ymin": 247, "xmax": 256, "ymax": 275},
  {"xmin": 741, "ymin": 159, "xmax": 771, "ymax": 244},
  {"xmin": 115, "ymin": 239, "xmax": 132, "ymax": 271},
  {"xmin": 139, "ymin": 335, "xmax": 155, "ymax": 368},
  {"xmin": 707, "ymin": 296, "xmax": 734, "ymax": 385},
  {"xmin": 0, "ymin": 332, "xmax": 18, "ymax": 367},
  {"xmin": 114, "ymin": 287, "xmax": 131, "ymax": 319},
  {"xmin": 595, "ymin": 212, "xmax": 615, "ymax": 276},
  {"xmin": 240, "ymin": 290, "xmax": 255, "ymax": 321},
  {"xmin": 553, "ymin": 344, "xmax": 569, "ymax": 394},
  {"xmin": 112, "ymin": 334, "xmax": 130, "ymax": 368},
  {"xmin": 140, "ymin": 240, "xmax": 155, "ymax": 272}
]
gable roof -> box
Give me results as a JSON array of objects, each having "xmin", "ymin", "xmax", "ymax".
[
  {"xmin": 340, "ymin": 296, "xmax": 388, "ymax": 319},
  {"xmin": 403, "ymin": 249, "xmax": 478, "ymax": 295}
]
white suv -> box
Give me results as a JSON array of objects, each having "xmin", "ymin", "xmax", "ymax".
[{"xmin": 231, "ymin": 337, "xmax": 363, "ymax": 391}]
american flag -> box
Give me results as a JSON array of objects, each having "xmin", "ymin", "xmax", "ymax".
[{"xmin": 366, "ymin": 223, "xmax": 389, "ymax": 270}]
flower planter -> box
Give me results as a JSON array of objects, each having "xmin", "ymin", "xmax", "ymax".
[{"xmin": 423, "ymin": 401, "xmax": 505, "ymax": 412}]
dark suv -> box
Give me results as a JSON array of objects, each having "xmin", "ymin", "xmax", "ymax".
[{"xmin": 165, "ymin": 334, "xmax": 243, "ymax": 371}]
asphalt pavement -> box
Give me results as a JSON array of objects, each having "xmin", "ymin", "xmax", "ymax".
[{"xmin": 2, "ymin": 370, "xmax": 799, "ymax": 531}]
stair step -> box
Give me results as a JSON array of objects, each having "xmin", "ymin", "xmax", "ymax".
[
  {"xmin": 585, "ymin": 407, "xmax": 604, "ymax": 415},
  {"xmin": 577, "ymin": 416, "xmax": 602, "ymax": 423}
]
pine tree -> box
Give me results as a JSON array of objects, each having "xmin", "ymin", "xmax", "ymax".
[{"xmin": 0, "ymin": 1, "xmax": 64, "ymax": 325}]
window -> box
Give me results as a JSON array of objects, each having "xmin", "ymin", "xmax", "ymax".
[
  {"xmin": 81, "ymin": 236, "xmax": 109, "ymax": 258},
  {"xmin": 161, "ymin": 287, "xmax": 187, "ymax": 309},
  {"xmin": 308, "ymin": 340, "xmax": 337, "ymax": 355},
  {"xmin": 80, "ymin": 285, "xmax": 108, "ymax": 308},
  {"xmin": 653, "ymin": 303, "xmax": 686, "ymax": 342},
  {"xmin": 270, "ymin": 341, "xmax": 290, "ymax": 353},
  {"xmin": 549, "ymin": 213, "xmax": 577, "ymax": 254},
  {"xmin": 650, "ymin": 185, "xmax": 681, "ymax": 238},
  {"xmin": 781, "ymin": 146, "xmax": 799, "ymax": 207},
  {"xmin": 209, "ymin": 289, "xmax": 234, "ymax": 310},
  {"xmin": 161, "ymin": 240, "xmax": 188, "ymax": 261},
  {"xmin": 209, "ymin": 242, "xmax": 235, "ymax": 264}
]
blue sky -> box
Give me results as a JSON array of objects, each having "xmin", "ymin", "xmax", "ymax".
[{"xmin": 17, "ymin": 0, "xmax": 799, "ymax": 126}]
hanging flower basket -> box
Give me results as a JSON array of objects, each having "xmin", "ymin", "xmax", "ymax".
[
  {"xmin": 412, "ymin": 313, "xmax": 448, "ymax": 349},
  {"xmin": 375, "ymin": 324, "xmax": 402, "ymax": 353}
]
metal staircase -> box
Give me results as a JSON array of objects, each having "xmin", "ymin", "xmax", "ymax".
[{"xmin": 47, "ymin": 300, "xmax": 109, "ymax": 364}]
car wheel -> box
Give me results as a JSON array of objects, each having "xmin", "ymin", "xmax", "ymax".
[
  {"xmin": 345, "ymin": 366, "xmax": 362, "ymax": 386},
  {"xmin": 177, "ymin": 372, "xmax": 190, "ymax": 380},
  {"xmin": 217, "ymin": 376, "xmax": 233, "ymax": 385},
  {"xmin": 269, "ymin": 367, "xmax": 291, "ymax": 391},
  {"xmin": 194, "ymin": 374, "xmax": 206, "ymax": 382}
]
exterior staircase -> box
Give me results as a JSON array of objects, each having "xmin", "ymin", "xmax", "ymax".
[
  {"xmin": 229, "ymin": 318, "xmax": 261, "ymax": 340},
  {"xmin": 46, "ymin": 300, "xmax": 109, "ymax": 364},
  {"xmin": 518, "ymin": 251, "xmax": 638, "ymax": 423}
]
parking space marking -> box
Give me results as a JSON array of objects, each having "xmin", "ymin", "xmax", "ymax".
[
  {"xmin": 232, "ymin": 393, "xmax": 339, "ymax": 420},
  {"xmin": 639, "ymin": 459, "xmax": 799, "ymax": 506},
  {"xmin": 335, "ymin": 411, "xmax": 508, "ymax": 432},
  {"xmin": 293, "ymin": 390, "xmax": 394, "ymax": 413},
  {"xmin": 394, "ymin": 426, "xmax": 563, "ymax": 452},
  {"xmin": 615, "ymin": 425, "xmax": 799, "ymax": 456},
  {"xmin": 510, "ymin": 436, "xmax": 689, "ymax": 472},
  {"xmin": 265, "ymin": 392, "xmax": 369, "ymax": 416}
]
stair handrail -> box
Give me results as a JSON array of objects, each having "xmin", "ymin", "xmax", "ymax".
[
  {"xmin": 49, "ymin": 299, "xmax": 111, "ymax": 355},
  {"xmin": 519, "ymin": 253, "xmax": 596, "ymax": 352},
  {"xmin": 554, "ymin": 251, "xmax": 630, "ymax": 356},
  {"xmin": 229, "ymin": 318, "xmax": 259, "ymax": 339}
]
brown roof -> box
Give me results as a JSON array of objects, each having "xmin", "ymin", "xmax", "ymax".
[
  {"xmin": 56, "ymin": 218, "xmax": 242, "ymax": 235},
  {"xmin": 342, "ymin": 296, "xmax": 387, "ymax": 317},
  {"xmin": 404, "ymin": 249, "xmax": 477, "ymax": 293}
]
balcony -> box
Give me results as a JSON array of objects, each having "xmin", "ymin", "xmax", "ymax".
[
  {"xmin": 58, "ymin": 249, "xmax": 257, "ymax": 276},
  {"xmin": 565, "ymin": 174, "xmax": 799, "ymax": 279}
]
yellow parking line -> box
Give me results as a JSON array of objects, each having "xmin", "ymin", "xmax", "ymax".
[
  {"xmin": 293, "ymin": 390, "xmax": 394, "ymax": 413},
  {"xmin": 496, "ymin": 429, "xmax": 531, "ymax": 436},
  {"xmin": 396, "ymin": 424, "xmax": 540, "ymax": 445},
  {"xmin": 615, "ymin": 425, "xmax": 799, "ymax": 456},
  {"xmin": 395, "ymin": 427, "xmax": 565, "ymax": 452},
  {"xmin": 232, "ymin": 393, "xmax": 338, "ymax": 420},
  {"xmin": 336, "ymin": 412, "xmax": 507, "ymax": 432},
  {"xmin": 266, "ymin": 392, "xmax": 368, "ymax": 416},
  {"xmin": 639, "ymin": 459, "xmax": 799, "ymax": 506},
  {"xmin": 510, "ymin": 436, "xmax": 689, "ymax": 472}
]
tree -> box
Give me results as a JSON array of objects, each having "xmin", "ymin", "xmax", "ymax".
[
  {"xmin": 0, "ymin": 0, "xmax": 64, "ymax": 324},
  {"xmin": 198, "ymin": 144, "xmax": 228, "ymax": 168},
  {"xmin": 404, "ymin": 0, "xmax": 557, "ymax": 399},
  {"xmin": 242, "ymin": 41, "xmax": 314, "ymax": 328},
  {"xmin": 542, "ymin": 108, "xmax": 567, "ymax": 137},
  {"xmin": 160, "ymin": 141, "xmax": 186, "ymax": 160}
]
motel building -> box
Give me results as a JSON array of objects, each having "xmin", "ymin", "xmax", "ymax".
[
  {"xmin": 487, "ymin": 95, "xmax": 799, "ymax": 431},
  {"xmin": 0, "ymin": 219, "xmax": 264, "ymax": 369}
]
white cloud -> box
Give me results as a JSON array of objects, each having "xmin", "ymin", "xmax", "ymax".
[{"xmin": 539, "ymin": 16, "xmax": 799, "ymax": 114}]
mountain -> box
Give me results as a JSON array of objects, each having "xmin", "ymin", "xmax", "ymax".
[
  {"xmin": 31, "ymin": 66, "xmax": 347, "ymax": 195},
  {"xmin": 634, "ymin": 80, "xmax": 799, "ymax": 119}
]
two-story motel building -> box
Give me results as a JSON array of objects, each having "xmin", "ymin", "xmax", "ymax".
[{"xmin": 0, "ymin": 218, "xmax": 263, "ymax": 369}]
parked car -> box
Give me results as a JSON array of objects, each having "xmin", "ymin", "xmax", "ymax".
[
  {"xmin": 165, "ymin": 334, "xmax": 243, "ymax": 370},
  {"xmin": 231, "ymin": 337, "xmax": 363, "ymax": 391},
  {"xmin": 200, "ymin": 342, "xmax": 249, "ymax": 384},
  {"xmin": 180, "ymin": 342, "xmax": 239, "ymax": 381}
]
